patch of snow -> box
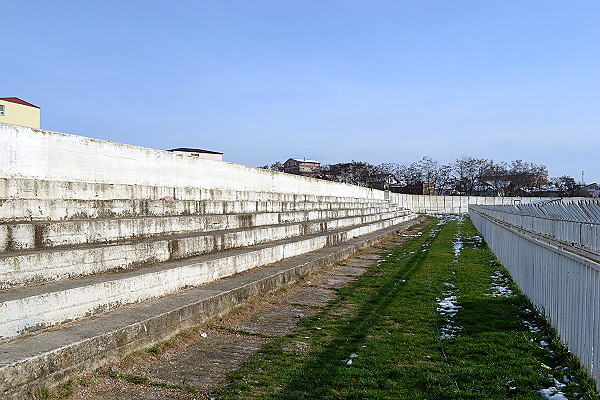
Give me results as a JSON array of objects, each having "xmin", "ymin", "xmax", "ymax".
[
  {"xmin": 436, "ymin": 286, "xmax": 462, "ymax": 339},
  {"xmin": 437, "ymin": 296, "xmax": 461, "ymax": 316},
  {"xmin": 539, "ymin": 376, "xmax": 570, "ymax": 400},
  {"xmin": 453, "ymin": 235, "xmax": 463, "ymax": 259},
  {"xmin": 440, "ymin": 323, "xmax": 463, "ymax": 339},
  {"xmin": 539, "ymin": 388, "xmax": 568, "ymax": 400},
  {"xmin": 429, "ymin": 228, "xmax": 442, "ymax": 237},
  {"xmin": 523, "ymin": 320, "xmax": 541, "ymax": 333},
  {"xmin": 486, "ymin": 270, "xmax": 514, "ymax": 298}
]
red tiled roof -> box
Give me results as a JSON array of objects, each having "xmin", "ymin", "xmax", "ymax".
[{"xmin": 0, "ymin": 97, "xmax": 40, "ymax": 109}]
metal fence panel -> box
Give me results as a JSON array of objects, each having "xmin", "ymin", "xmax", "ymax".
[{"xmin": 470, "ymin": 201, "xmax": 600, "ymax": 387}]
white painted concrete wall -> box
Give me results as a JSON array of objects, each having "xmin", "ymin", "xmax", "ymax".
[
  {"xmin": 389, "ymin": 192, "xmax": 550, "ymax": 214},
  {"xmin": 0, "ymin": 123, "xmax": 383, "ymax": 200}
]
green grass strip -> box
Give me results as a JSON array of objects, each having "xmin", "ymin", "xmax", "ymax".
[{"xmin": 214, "ymin": 217, "xmax": 598, "ymax": 400}]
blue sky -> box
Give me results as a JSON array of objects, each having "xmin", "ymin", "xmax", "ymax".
[{"xmin": 4, "ymin": 1, "xmax": 600, "ymax": 183}]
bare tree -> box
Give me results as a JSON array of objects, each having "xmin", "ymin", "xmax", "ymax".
[
  {"xmin": 415, "ymin": 157, "xmax": 439, "ymax": 187},
  {"xmin": 551, "ymin": 176, "xmax": 589, "ymax": 197},
  {"xmin": 504, "ymin": 160, "xmax": 548, "ymax": 196},
  {"xmin": 452, "ymin": 157, "xmax": 491, "ymax": 196},
  {"xmin": 257, "ymin": 162, "xmax": 285, "ymax": 172},
  {"xmin": 481, "ymin": 161, "xmax": 508, "ymax": 196},
  {"xmin": 320, "ymin": 161, "xmax": 377, "ymax": 187},
  {"xmin": 376, "ymin": 162, "xmax": 402, "ymax": 179},
  {"xmin": 412, "ymin": 157, "xmax": 453, "ymax": 195},
  {"xmin": 436, "ymin": 164, "xmax": 453, "ymax": 195},
  {"xmin": 258, "ymin": 156, "xmax": 558, "ymax": 198}
]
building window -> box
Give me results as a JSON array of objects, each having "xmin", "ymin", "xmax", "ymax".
[{"xmin": 0, "ymin": 105, "xmax": 4, "ymax": 116}]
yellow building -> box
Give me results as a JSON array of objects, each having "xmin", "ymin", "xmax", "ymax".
[{"xmin": 0, "ymin": 97, "xmax": 40, "ymax": 129}]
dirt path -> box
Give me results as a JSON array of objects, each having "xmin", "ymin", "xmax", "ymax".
[{"xmin": 63, "ymin": 220, "xmax": 428, "ymax": 400}]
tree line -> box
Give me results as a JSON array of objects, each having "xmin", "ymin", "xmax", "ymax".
[{"xmin": 259, "ymin": 156, "xmax": 588, "ymax": 197}]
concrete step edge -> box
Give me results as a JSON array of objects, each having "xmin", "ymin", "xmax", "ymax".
[
  {"xmin": 0, "ymin": 177, "xmax": 391, "ymax": 203},
  {"xmin": 0, "ymin": 211, "xmax": 410, "ymax": 289},
  {"xmin": 0, "ymin": 214, "xmax": 417, "ymax": 339},
  {"xmin": 0, "ymin": 207, "xmax": 407, "ymax": 251},
  {"xmin": 0, "ymin": 198, "xmax": 398, "ymax": 223}
]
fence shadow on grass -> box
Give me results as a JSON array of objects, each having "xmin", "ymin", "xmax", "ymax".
[{"xmin": 266, "ymin": 236, "xmax": 440, "ymax": 399}]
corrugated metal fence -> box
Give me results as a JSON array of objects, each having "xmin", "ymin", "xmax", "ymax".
[{"xmin": 470, "ymin": 200, "xmax": 600, "ymax": 387}]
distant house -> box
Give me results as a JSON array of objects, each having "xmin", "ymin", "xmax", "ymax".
[
  {"xmin": 0, "ymin": 97, "xmax": 40, "ymax": 129},
  {"xmin": 167, "ymin": 147, "xmax": 223, "ymax": 161},
  {"xmin": 584, "ymin": 183, "xmax": 600, "ymax": 198},
  {"xmin": 283, "ymin": 158, "xmax": 321, "ymax": 176}
]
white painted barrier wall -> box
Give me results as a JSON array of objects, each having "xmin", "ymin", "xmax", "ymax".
[
  {"xmin": 470, "ymin": 204, "xmax": 600, "ymax": 388},
  {"xmin": 0, "ymin": 123, "xmax": 383, "ymax": 200},
  {"xmin": 389, "ymin": 192, "xmax": 549, "ymax": 214}
]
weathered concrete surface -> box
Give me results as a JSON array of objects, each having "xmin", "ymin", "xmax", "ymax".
[
  {"xmin": 143, "ymin": 333, "xmax": 268, "ymax": 388},
  {"xmin": 0, "ymin": 210, "xmax": 410, "ymax": 288},
  {"xmin": 0, "ymin": 214, "xmax": 415, "ymax": 338},
  {"xmin": 283, "ymin": 287, "xmax": 337, "ymax": 307},
  {"xmin": 230, "ymin": 304, "xmax": 317, "ymax": 336},
  {"xmin": 0, "ymin": 123, "xmax": 385, "ymax": 200},
  {"xmin": 0, "ymin": 191, "xmax": 393, "ymax": 222},
  {"xmin": 0, "ymin": 218, "xmax": 422, "ymax": 399},
  {"xmin": 75, "ymin": 386, "xmax": 187, "ymax": 400},
  {"xmin": 0, "ymin": 207, "xmax": 398, "ymax": 250},
  {"xmin": 308, "ymin": 273, "xmax": 357, "ymax": 289}
]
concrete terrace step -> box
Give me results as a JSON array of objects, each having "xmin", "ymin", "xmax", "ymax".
[
  {"xmin": 0, "ymin": 217, "xmax": 422, "ymax": 399},
  {"xmin": 1, "ymin": 177, "xmax": 391, "ymax": 203},
  {"xmin": 0, "ymin": 210, "xmax": 410, "ymax": 289},
  {"xmin": 0, "ymin": 206, "xmax": 404, "ymax": 251},
  {"xmin": 0, "ymin": 213, "xmax": 416, "ymax": 339},
  {"xmin": 0, "ymin": 197, "xmax": 397, "ymax": 222}
]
